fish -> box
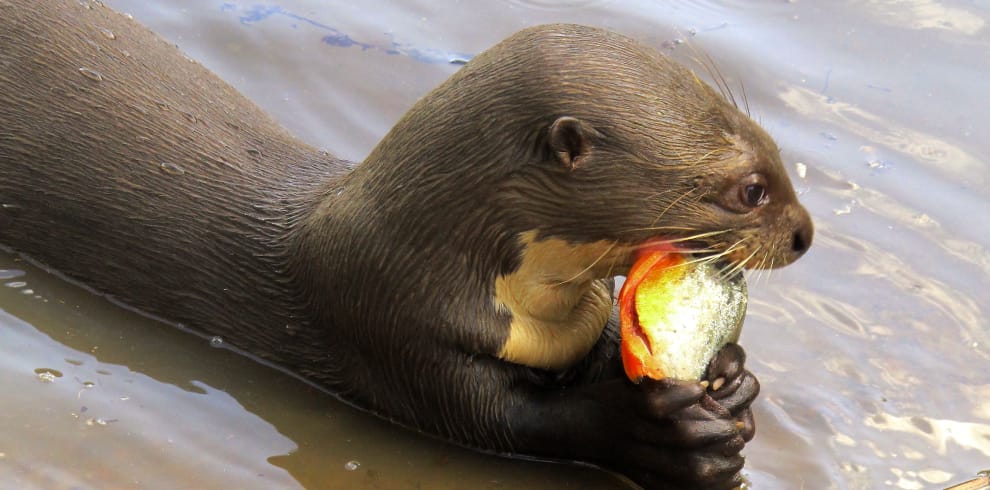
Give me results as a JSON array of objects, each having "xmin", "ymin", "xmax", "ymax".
[{"xmin": 618, "ymin": 246, "xmax": 748, "ymax": 382}]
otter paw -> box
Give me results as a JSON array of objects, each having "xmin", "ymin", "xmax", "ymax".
[
  {"xmin": 607, "ymin": 379, "xmax": 749, "ymax": 490},
  {"xmin": 704, "ymin": 343, "xmax": 760, "ymax": 442}
]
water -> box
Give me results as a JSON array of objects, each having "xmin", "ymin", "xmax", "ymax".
[{"xmin": 2, "ymin": 0, "xmax": 988, "ymax": 488}]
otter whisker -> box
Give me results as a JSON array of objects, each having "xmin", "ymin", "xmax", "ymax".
[
  {"xmin": 640, "ymin": 187, "xmax": 680, "ymax": 204},
  {"xmin": 690, "ymin": 51, "xmax": 737, "ymax": 109},
  {"xmin": 554, "ymin": 240, "xmax": 620, "ymax": 286},
  {"xmin": 761, "ymin": 249, "xmax": 772, "ymax": 283},
  {"xmin": 765, "ymin": 248, "xmax": 777, "ymax": 284},
  {"xmin": 648, "ymin": 187, "xmax": 697, "ymax": 229},
  {"xmin": 739, "ymin": 80, "xmax": 751, "ymax": 117},
  {"xmin": 692, "ymin": 147, "xmax": 727, "ymax": 167},
  {"xmin": 604, "ymin": 254, "xmax": 620, "ymax": 281},
  {"xmin": 709, "ymin": 237, "xmax": 751, "ymax": 278},
  {"xmin": 724, "ymin": 246, "xmax": 760, "ymax": 279},
  {"xmin": 663, "ymin": 229, "xmax": 734, "ymax": 244},
  {"xmin": 627, "ymin": 230, "xmax": 737, "ymax": 256},
  {"xmin": 685, "ymin": 237, "xmax": 750, "ymax": 271},
  {"xmin": 619, "ymin": 225, "xmax": 702, "ymax": 234}
]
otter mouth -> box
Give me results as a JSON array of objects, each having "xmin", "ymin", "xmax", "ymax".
[
  {"xmin": 624, "ymin": 240, "xmax": 744, "ymax": 282},
  {"xmin": 684, "ymin": 252, "xmax": 745, "ymax": 281}
]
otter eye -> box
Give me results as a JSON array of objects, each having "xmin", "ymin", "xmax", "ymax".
[
  {"xmin": 744, "ymin": 184, "xmax": 766, "ymax": 207},
  {"xmin": 738, "ymin": 173, "xmax": 768, "ymax": 208}
]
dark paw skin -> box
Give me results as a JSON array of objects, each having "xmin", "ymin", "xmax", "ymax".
[
  {"xmin": 509, "ymin": 343, "xmax": 760, "ymax": 490},
  {"xmin": 704, "ymin": 343, "xmax": 760, "ymax": 442}
]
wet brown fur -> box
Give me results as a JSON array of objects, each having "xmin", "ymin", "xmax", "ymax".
[{"xmin": 0, "ymin": 1, "xmax": 810, "ymax": 486}]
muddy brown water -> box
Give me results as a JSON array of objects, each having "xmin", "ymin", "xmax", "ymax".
[{"xmin": 2, "ymin": 0, "xmax": 988, "ymax": 488}]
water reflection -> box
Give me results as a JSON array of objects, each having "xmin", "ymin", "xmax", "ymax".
[
  {"xmin": 859, "ymin": 0, "xmax": 986, "ymax": 35},
  {"xmin": 866, "ymin": 412, "xmax": 990, "ymax": 459},
  {"xmin": 0, "ymin": 250, "xmax": 619, "ymax": 488},
  {"xmin": 778, "ymin": 85, "xmax": 983, "ymax": 182}
]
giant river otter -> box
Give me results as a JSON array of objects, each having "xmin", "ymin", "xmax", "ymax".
[{"xmin": 0, "ymin": 1, "xmax": 812, "ymax": 488}]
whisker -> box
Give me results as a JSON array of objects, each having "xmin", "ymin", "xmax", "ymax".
[
  {"xmin": 713, "ymin": 238, "xmax": 751, "ymax": 278},
  {"xmin": 725, "ymin": 246, "xmax": 760, "ymax": 279},
  {"xmin": 640, "ymin": 187, "xmax": 679, "ymax": 204},
  {"xmin": 766, "ymin": 251, "xmax": 776, "ymax": 284},
  {"xmin": 665, "ymin": 229, "xmax": 733, "ymax": 243},
  {"xmin": 754, "ymin": 249, "xmax": 772, "ymax": 283},
  {"xmin": 554, "ymin": 240, "xmax": 619, "ymax": 286},
  {"xmin": 691, "ymin": 51, "xmax": 736, "ymax": 109},
  {"xmin": 619, "ymin": 225, "xmax": 704, "ymax": 234},
  {"xmin": 604, "ymin": 251, "xmax": 620, "ymax": 280},
  {"xmin": 692, "ymin": 147, "xmax": 726, "ymax": 166},
  {"xmin": 649, "ymin": 188, "xmax": 696, "ymax": 229},
  {"xmin": 739, "ymin": 79, "xmax": 751, "ymax": 117},
  {"xmin": 637, "ymin": 230, "xmax": 738, "ymax": 256},
  {"xmin": 690, "ymin": 238, "xmax": 750, "ymax": 272}
]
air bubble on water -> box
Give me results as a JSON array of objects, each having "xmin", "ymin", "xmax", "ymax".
[
  {"xmin": 99, "ymin": 28, "xmax": 116, "ymax": 40},
  {"xmin": 795, "ymin": 162, "xmax": 807, "ymax": 179},
  {"xmin": 4, "ymin": 281, "xmax": 27, "ymax": 288},
  {"xmin": 344, "ymin": 460, "xmax": 360, "ymax": 471},
  {"xmin": 82, "ymin": 381, "xmax": 96, "ymax": 388},
  {"xmin": 210, "ymin": 336, "xmax": 224, "ymax": 347},
  {"xmin": 20, "ymin": 288, "xmax": 34, "ymax": 295},
  {"xmin": 78, "ymin": 67, "xmax": 104, "ymax": 82}
]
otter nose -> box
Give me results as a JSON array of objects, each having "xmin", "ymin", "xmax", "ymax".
[
  {"xmin": 790, "ymin": 217, "xmax": 813, "ymax": 258},
  {"xmin": 792, "ymin": 227, "xmax": 811, "ymax": 254}
]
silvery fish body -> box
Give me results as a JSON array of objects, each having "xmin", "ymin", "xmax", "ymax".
[
  {"xmin": 619, "ymin": 252, "xmax": 748, "ymax": 382},
  {"xmin": 638, "ymin": 262, "xmax": 748, "ymax": 380}
]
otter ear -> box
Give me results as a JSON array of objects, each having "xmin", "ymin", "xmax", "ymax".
[{"xmin": 548, "ymin": 116, "xmax": 596, "ymax": 171}]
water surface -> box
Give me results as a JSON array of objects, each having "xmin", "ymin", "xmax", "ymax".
[{"xmin": 2, "ymin": 0, "xmax": 988, "ymax": 488}]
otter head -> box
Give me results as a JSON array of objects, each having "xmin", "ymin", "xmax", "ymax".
[
  {"xmin": 531, "ymin": 100, "xmax": 814, "ymax": 272},
  {"xmin": 484, "ymin": 26, "xmax": 814, "ymax": 274},
  {"xmin": 359, "ymin": 24, "xmax": 813, "ymax": 370}
]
